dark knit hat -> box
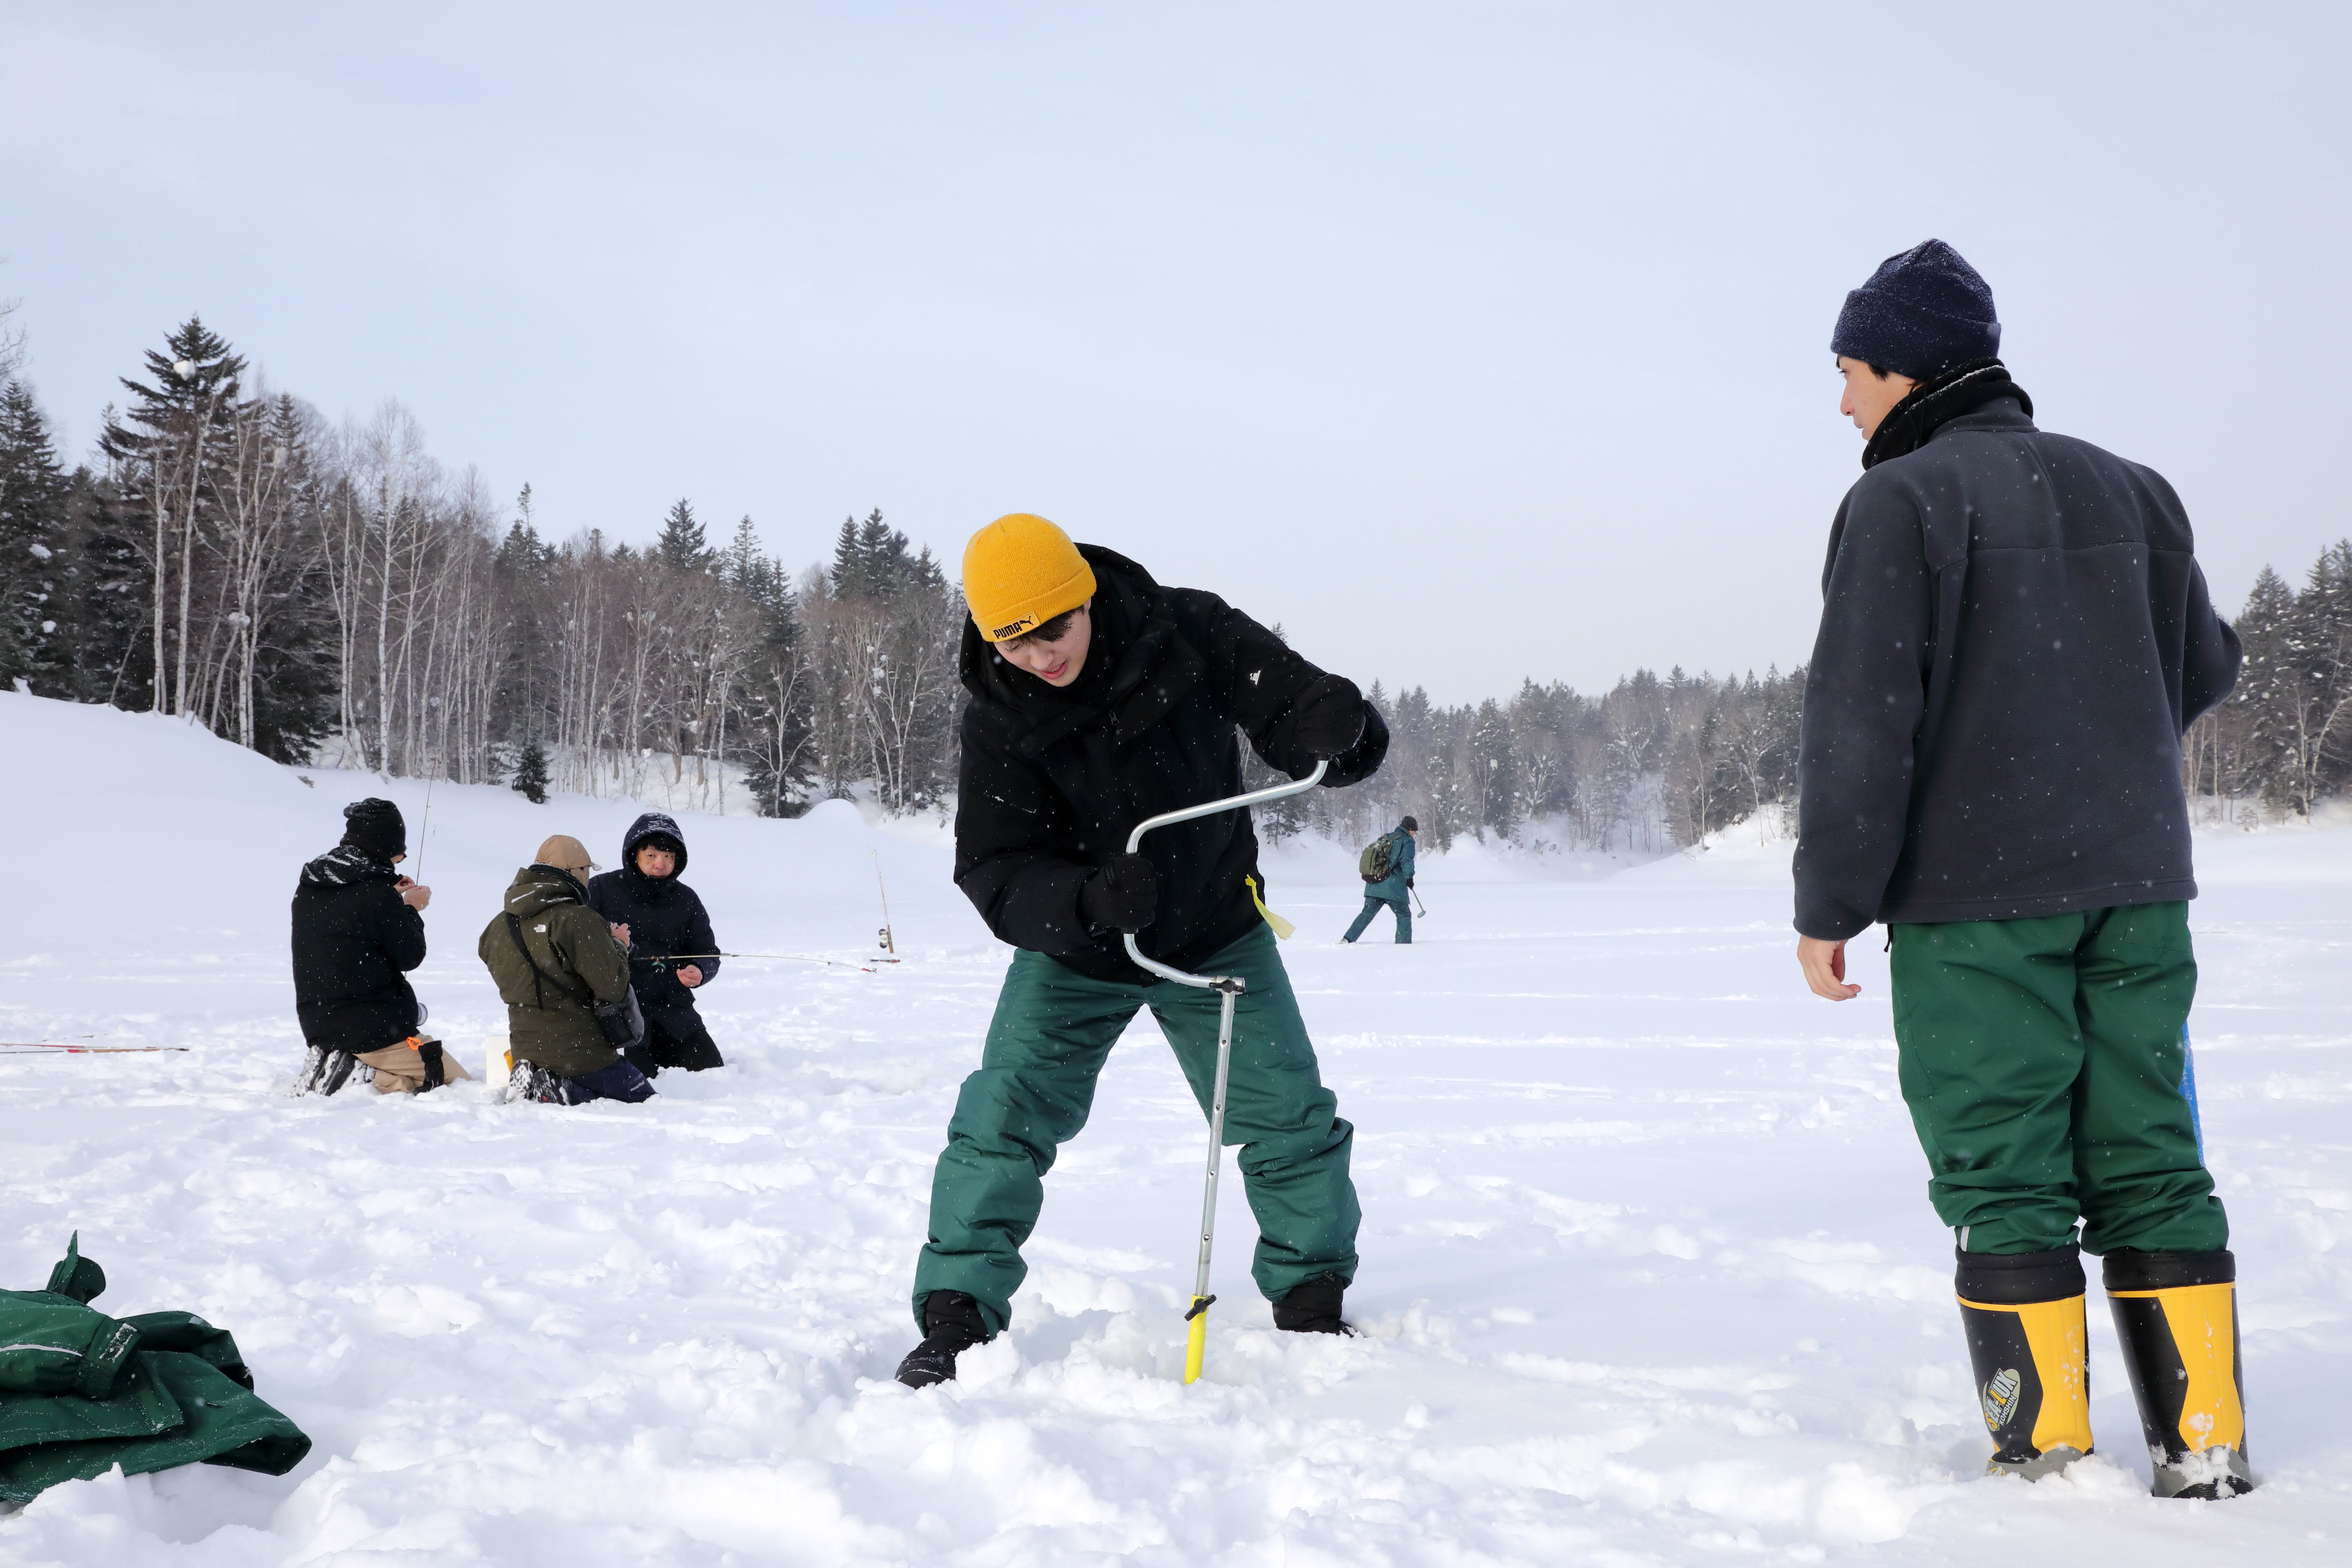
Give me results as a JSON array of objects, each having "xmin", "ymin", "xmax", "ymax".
[
  {"xmin": 1831, "ymin": 240, "xmax": 2000, "ymax": 380},
  {"xmin": 341, "ymin": 797, "xmax": 406, "ymax": 861},
  {"xmin": 1399, "ymin": 815, "xmax": 1419, "ymax": 832}
]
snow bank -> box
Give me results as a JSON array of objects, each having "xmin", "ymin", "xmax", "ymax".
[{"xmin": 3, "ymin": 690, "xmax": 2348, "ymax": 1564}]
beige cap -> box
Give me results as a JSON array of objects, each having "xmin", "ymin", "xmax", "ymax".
[{"xmin": 534, "ymin": 834, "xmax": 593, "ymax": 875}]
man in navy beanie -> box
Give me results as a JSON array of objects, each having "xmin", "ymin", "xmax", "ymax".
[{"xmin": 1794, "ymin": 241, "xmax": 2253, "ymax": 1497}]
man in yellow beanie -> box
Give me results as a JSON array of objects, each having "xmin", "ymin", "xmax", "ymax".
[{"xmin": 897, "ymin": 513, "xmax": 1389, "ymax": 1387}]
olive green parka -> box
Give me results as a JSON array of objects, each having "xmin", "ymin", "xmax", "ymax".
[{"xmin": 477, "ymin": 863, "xmax": 633, "ymax": 1077}]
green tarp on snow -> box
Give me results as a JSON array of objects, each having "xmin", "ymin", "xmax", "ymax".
[{"xmin": 0, "ymin": 1235, "xmax": 311, "ymax": 1510}]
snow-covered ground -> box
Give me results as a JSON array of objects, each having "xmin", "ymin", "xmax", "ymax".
[{"xmin": 3, "ymin": 690, "xmax": 2348, "ymax": 1565}]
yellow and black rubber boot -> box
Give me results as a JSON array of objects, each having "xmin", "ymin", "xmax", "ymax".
[
  {"xmin": 1955, "ymin": 1246, "xmax": 2093, "ymax": 1479},
  {"xmin": 2105, "ymin": 1249, "xmax": 2254, "ymax": 1498}
]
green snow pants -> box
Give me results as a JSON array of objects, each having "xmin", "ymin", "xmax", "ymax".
[
  {"xmin": 912, "ymin": 924, "xmax": 1360, "ymax": 1333},
  {"xmin": 1343, "ymin": 890, "xmax": 1410, "ymax": 943},
  {"xmin": 1888, "ymin": 901, "xmax": 2228, "ymax": 1257}
]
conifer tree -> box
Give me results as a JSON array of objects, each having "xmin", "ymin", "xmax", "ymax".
[
  {"xmin": 53, "ymin": 467, "xmax": 149, "ymax": 707},
  {"xmin": 657, "ymin": 497, "xmax": 713, "ymax": 572},
  {"xmin": 1472, "ymin": 697, "xmax": 1518, "ymax": 836},
  {"xmin": 0, "ymin": 381, "xmax": 70, "ymax": 691},
  {"xmin": 512, "ymin": 739, "xmax": 551, "ymax": 803},
  {"xmin": 723, "ymin": 514, "xmax": 762, "ymax": 587},
  {"xmin": 831, "ymin": 508, "xmax": 915, "ymax": 601},
  {"xmin": 733, "ymin": 517, "xmax": 816, "ymax": 815},
  {"xmin": 99, "ymin": 317, "xmax": 245, "ymax": 716},
  {"xmin": 2234, "ymin": 567, "xmax": 2310, "ymax": 810},
  {"xmin": 2297, "ymin": 540, "xmax": 2352, "ymax": 799}
]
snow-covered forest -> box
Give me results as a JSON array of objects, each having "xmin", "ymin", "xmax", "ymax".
[{"xmin": 4, "ymin": 312, "xmax": 2349, "ymax": 848}]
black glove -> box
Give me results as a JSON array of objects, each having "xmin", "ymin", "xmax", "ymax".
[
  {"xmin": 1291, "ymin": 675, "xmax": 1368, "ymax": 761},
  {"xmin": 1407, "ymin": 878, "xmax": 1415, "ymax": 890},
  {"xmin": 1078, "ymin": 853, "xmax": 1158, "ymax": 933}
]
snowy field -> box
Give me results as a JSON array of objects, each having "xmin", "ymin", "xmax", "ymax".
[{"xmin": 3, "ymin": 689, "xmax": 2348, "ymax": 1566}]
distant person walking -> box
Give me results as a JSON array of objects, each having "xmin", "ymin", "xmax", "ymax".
[
  {"xmin": 1794, "ymin": 241, "xmax": 2249, "ymax": 1497},
  {"xmin": 1342, "ymin": 817, "xmax": 1417, "ymax": 944},
  {"xmin": 588, "ymin": 812, "xmax": 725, "ymax": 1077},
  {"xmin": 291, "ymin": 798, "xmax": 469, "ymax": 1095},
  {"xmin": 479, "ymin": 834, "xmax": 656, "ymax": 1106}
]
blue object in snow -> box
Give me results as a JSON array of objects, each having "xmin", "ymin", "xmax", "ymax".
[{"xmin": 2180, "ymin": 1024, "xmax": 2205, "ymax": 1162}]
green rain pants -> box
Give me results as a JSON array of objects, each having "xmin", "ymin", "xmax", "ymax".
[
  {"xmin": 912, "ymin": 924, "xmax": 1360, "ymax": 1333},
  {"xmin": 1888, "ymin": 901, "xmax": 2228, "ymax": 1256}
]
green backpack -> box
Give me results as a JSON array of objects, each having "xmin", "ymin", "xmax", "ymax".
[{"xmin": 1358, "ymin": 831, "xmax": 1400, "ymax": 884}]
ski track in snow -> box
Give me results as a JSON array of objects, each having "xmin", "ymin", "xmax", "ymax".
[{"xmin": 3, "ymin": 692, "xmax": 2349, "ymax": 1564}]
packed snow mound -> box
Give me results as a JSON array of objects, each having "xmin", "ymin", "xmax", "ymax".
[
  {"xmin": 0, "ymin": 690, "xmax": 970, "ymax": 972},
  {"xmin": 3, "ymin": 690, "xmax": 2350, "ymax": 1564}
]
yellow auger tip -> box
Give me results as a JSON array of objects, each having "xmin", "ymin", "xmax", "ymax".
[{"xmin": 1183, "ymin": 1299, "xmax": 1210, "ymax": 1384}]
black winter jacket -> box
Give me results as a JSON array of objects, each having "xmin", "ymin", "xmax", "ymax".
[
  {"xmin": 955, "ymin": 545, "xmax": 1388, "ymax": 982},
  {"xmin": 1794, "ymin": 364, "xmax": 2241, "ymax": 940},
  {"xmin": 587, "ymin": 812, "xmax": 719, "ymax": 1039},
  {"xmin": 290, "ymin": 844, "xmax": 425, "ymax": 1052}
]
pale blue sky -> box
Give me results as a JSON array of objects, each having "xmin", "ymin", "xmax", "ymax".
[{"xmin": 4, "ymin": 2, "xmax": 2346, "ymax": 700}]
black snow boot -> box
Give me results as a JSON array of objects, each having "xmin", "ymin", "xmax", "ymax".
[
  {"xmin": 895, "ymin": 1290, "xmax": 991, "ymax": 1388},
  {"xmin": 512, "ymin": 1062, "xmax": 569, "ymax": 1104},
  {"xmin": 1273, "ymin": 1273, "xmax": 1357, "ymax": 1336},
  {"xmin": 2105, "ymin": 1249, "xmax": 2256, "ymax": 1498},
  {"xmin": 297, "ymin": 1045, "xmax": 357, "ymax": 1097}
]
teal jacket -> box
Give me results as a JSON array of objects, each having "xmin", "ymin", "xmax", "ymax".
[{"xmin": 1368, "ymin": 828, "xmax": 1415, "ymax": 899}]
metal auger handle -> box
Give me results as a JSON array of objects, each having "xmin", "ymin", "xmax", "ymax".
[
  {"xmin": 1120, "ymin": 758, "xmax": 1328, "ymax": 991},
  {"xmin": 1120, "ymin": 758, "xmax": 1329, "ymax": 1385}
]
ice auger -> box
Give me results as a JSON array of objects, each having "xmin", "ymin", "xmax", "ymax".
[{"xmin": 1122, "ymin": 759, "xmax": 1328, "ymax": 1385}]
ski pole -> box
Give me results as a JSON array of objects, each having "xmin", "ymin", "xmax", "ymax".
[{"xmin": 1122, "ymin": 758, "xmax": 1329, "ymax": 1385}]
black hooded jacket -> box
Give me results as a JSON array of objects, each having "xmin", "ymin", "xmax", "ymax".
[
  {"xmin": 955, "ymin": 545, "xmax": 1388, "ymax": 982},
  {"xmin": 1794, "ymin": 362, "xmax": 2242, "ymax": 940},
  {"xmin": 587, "ymin": 811, "xmax": 719, "ymax": 1036},
  {"xmin": 290, "ymin": 843, "xmax": 425, "ymax": 1052}
]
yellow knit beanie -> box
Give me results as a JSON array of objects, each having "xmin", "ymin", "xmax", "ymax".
[{"xmin": 962, "ymin": 514, "xmax": 1098, "ymax": 643}]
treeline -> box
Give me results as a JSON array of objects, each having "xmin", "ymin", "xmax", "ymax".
[
  {"xmin": 1248, "ymin": 666, "xmax": 1805, "ymax": 856},
  {"xmin": 2182, "ymin": 543, "xmax": 2352, "ymax": 820},
  {"xmin": 0, "ymin": 317, "xmax": 962, "ymax": 816},
  {"xmin": 3, "ymin": 313, "xmax": 2348, "ymax": 842}
]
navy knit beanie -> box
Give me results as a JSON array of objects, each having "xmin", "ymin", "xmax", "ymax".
[
  {"xmin": 1831, "ymin": 240, "xmax": 2000, "ymax": 380},
  {"xmin": 341, "ymin": 797, "xmax": 406, "ymax": 861}
]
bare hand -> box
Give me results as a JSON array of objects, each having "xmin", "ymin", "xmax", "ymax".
[
  {"xmin": 1799, "ymin": 935, "xmax": 1860, "ymax": 1000},
  {"xmin": 399, "ymin": 882, "xmax": 432, "ymax": 910},
  {"xmin": 675, "ymin": 964, "xmax": 704, "ymax": 988},
  {"xmin": 610, "ymin": 922, "xmax": 631, "ymax": 946}
]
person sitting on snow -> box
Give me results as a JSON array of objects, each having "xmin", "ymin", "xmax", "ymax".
[
  {"xmin": 1795, "ymin": 240, "xmax": 2250, "ymax": 1497},
  {"xmin": 291, "ymin": 797, "xmax": 470, "ymax": 1095},
  {"xmin": 587, "ymin": 812, "xmax": 725, "ymax": 1077},
  {"xmin": 895, "ymin": 513, "xmax": 1388, "ymax": 1387},
  {"xmin": 478, "ymin": 834, "xmax": 656, "ymax": 1105}
]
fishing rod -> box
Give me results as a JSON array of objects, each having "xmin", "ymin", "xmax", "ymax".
[
  {"xmin": 640, "ymin": 951, "xmax": 898, "ymax": 973},
  {"xmin": 412, "ymin": 731, "xmax": 439, "ymax": 881},
  {"xmin": 873, "ymin": 851, "xmax": 898, "ymax": 956},
  {"xmin": 2, "ymin": 1044, "xmax": 190, "ymax": 1054}
]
